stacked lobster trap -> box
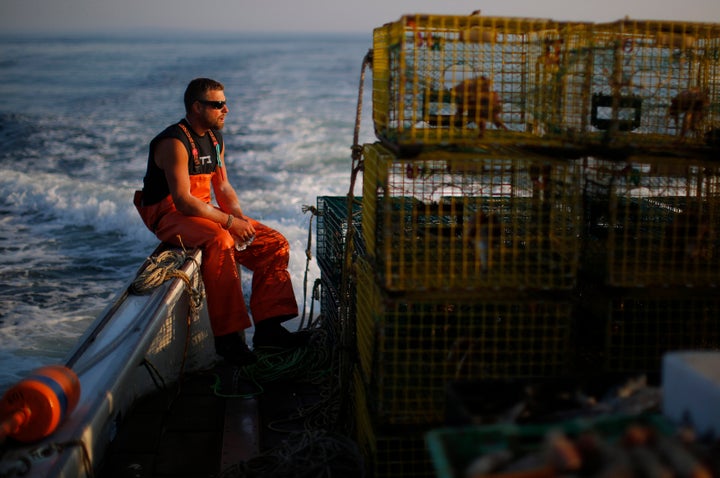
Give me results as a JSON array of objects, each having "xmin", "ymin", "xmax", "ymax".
[
  {"xmin": 372, "ymin": 14, "xmax": 581, "ymax": 151},
  {"xmin": 580, "ymin": 287, "xmax": 720, "ymax": 375},
  {"xmin": 315, "ymin": 196, "xmax": 358, "ymax": 343},
  {"xmin": 582, "ymin": 155, "xmax": 720, "ymax": 288},
  {"xmin": 582, "ymin": 19, "xmax": 720, "ymax": 151},
  {"xmin": 372, "ymin": 14, "xmax": 720, "ymax": 155},
  {"xmin": 352, "ymin": 144, "xmax": 583, "ymax": 475},
  {"xmin": 335, "ymin": 12, "xmax": 720, "ymax": 478},
  {"xmin": 361, "ymin": 143, "xmax": 583, "ymax": 292},
  {"xmin": 579, "ymin": 154, "xmax": 720, "ymax": 375}
]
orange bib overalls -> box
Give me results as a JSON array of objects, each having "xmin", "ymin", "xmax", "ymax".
[{"xmin": 135, "ymin": 126, "xmax": 297, "ymax": 336}]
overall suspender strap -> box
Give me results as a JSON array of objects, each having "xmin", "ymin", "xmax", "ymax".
[
  {"xmin": 176, "ymin": 122, "xmax": 222, "ymax": 169},
  {"xmin": 177, "ymin": 122, "xmax": 201, "ymax": 169},
  {"xmin": 208, "ymin": 130, "xmax": 222, "ymax": 168}
]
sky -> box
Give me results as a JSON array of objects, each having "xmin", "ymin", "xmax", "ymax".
[{"xmin": 1, "ymin": 0, "xmax": 719, "ymax": 35}]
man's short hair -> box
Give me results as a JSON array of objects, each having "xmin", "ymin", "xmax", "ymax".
[{"xmin": 184, "ymin": 78, "xmax": 225, "ymax": 113}]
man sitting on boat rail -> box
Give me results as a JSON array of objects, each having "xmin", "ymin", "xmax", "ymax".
[{"xmin": 134, "ymin": 78, "xmax": 306, "ymax": 366}]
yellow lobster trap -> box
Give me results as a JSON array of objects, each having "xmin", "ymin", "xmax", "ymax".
[
  {"xmin": 372, "ymin": 14, "xmax": 583, "ymax": 151},
  {"xmin": 361, "ymin": 142, "xmax": 582, "ymax": 292},
  {"xmin": 582, "ymin": 155, "xmax": 720, "ymax": 287},
  {"xmin": 581, "ymin": 289, "xmax": 720, "ymax": 375},
  {"xmin": 353, "ymin": 386, "xmax": 437, "ymax": 478},
  {"xmin": 355, "ymin": 258, "xmax": 575, "ymax": 426},
  {"xmin": 372, "ymin": 14, "xmax": 720, "ymax": 155},
  {"xmin": 582, "ymin": 19, "xmax": 720, "ymax": 151}
]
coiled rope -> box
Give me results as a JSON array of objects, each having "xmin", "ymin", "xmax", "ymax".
[
  {"xmin": 211, "ymin": 330, "xmax": 331, "ymax": 400},
  {"xmin": 128, "ymin": 239, "xmax": 205, "ymax": 383},
  {"xmin": 129, "ymin": 246, "xmax": 203, "ymax": 307}
]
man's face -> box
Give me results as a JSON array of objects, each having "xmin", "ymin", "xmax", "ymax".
[{"xmin": 197, "ymin": 89, "xmax": 228, "ymax": 130}]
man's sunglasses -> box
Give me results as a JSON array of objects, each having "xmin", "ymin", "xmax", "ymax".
[{"xmin": 197, "ymin": 100, "xmax": 227, "ymax": 110}]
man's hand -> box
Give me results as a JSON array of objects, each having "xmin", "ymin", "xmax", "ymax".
[{"xmin": 229, "ymin": 216, "xmax": 255, "ymax": 242}]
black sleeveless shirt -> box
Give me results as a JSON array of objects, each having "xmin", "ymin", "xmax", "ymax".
[{"xmin": 142, "ymin": 118, "xmax": 224, "ymax": 206}]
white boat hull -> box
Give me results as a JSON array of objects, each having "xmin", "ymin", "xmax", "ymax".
[{"xmin": 0, "ymin": 246, "xmax": 215, "ymax": 478}]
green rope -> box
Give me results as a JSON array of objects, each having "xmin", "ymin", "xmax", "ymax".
[
  {"xmin": 210, "ymin": 331, "xmax": 331, "ymax": 399},
  {"xmin": 210, "ymin": 373, "xmax": 264, "ymax": 399}
]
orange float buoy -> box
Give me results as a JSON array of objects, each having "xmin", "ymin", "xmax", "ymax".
[{"xmin": 0, "ymin": 365, "xmax": 80, "ymax": 443}]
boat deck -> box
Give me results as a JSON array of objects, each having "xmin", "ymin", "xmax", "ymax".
[
  {"xmin": 99, "ymin": 346, "xmax": 353, "ymax": 478},
  {"xmin": 99, "ymin": 366, "xmax": 240, "ymax": 477}
]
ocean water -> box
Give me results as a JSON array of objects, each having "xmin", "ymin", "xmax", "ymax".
[{"xmin": 0, "ymin": 32, "xmax": 375, "ymax": 393}]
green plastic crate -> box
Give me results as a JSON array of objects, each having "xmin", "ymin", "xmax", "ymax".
[{"xmin": 426, "ymin": 414, "xmax": 675, "ymax": 478}]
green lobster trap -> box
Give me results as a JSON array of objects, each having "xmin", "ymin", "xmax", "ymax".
[
  {"xmin": 583, "ymin": 155, "xmax": 720, "ymax": 288},
  {"xmin": 361, "ymin": 142, "xmax": 582, "ymax": 292},
  {"xmin": 372, "ymin": 14, "xmax": 581, "ymax": 151},
  {"xmin": 316, "ymin": 196, "xmax": 363, "ymax": 287},
  {"xmin": 582, "ymin": 19, "xmax": 720, "ymax": 151},
  {"xmin": 355, "ymin": 258, "xmax": 575, "ymax": 426}
]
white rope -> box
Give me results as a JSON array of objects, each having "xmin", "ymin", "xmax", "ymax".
[{"xmin": 130, "ymin": 246, "xmax": 204, "ymax": 324}]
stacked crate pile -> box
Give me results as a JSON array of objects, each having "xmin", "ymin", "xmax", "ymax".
[
  {"xmin": 354, "ymin": 148, "xmax": 585, "ymax": 478},
  {"xmin": 371, "ymin": 15, "xmax": 588, "ymax": 153},
  {"xmin": 314, "ymin": 13, "xmax": 720, "ymax": 477},
  {"xmin": 581, "ymin": 19, "xmax": 720, "ymax": 152},
  {"xmin": 355, "ymin": 14, "xmax": 588, "ymax": 478},
  {"xmin": 576, "ymin": 19, "xmax": 720, "ymax": 376},
  {"xmin": 580, "ymin": 155, "xmax": 720, "ymax": 375}
]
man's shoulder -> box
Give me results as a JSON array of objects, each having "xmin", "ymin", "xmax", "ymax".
[
  {"xmin": 151, "ymin": 122, "xmax": 187, "ymax": 148},
  {"xmin": 157, "ymin": 121, "xmax": 185, "ymax": 139}
]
